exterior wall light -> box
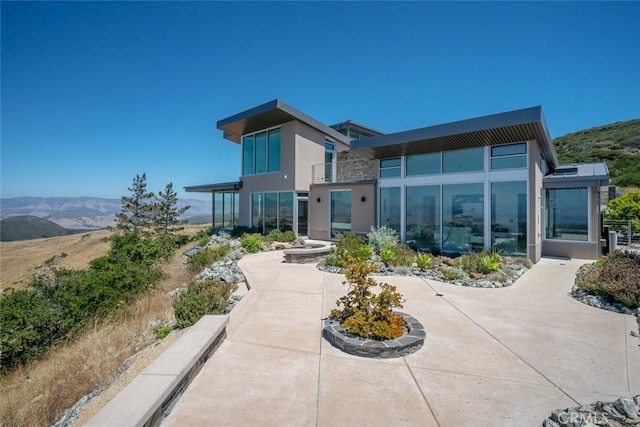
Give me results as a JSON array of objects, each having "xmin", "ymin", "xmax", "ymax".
[
  {"xmin": 361, "ymin": 196, "xmax": 366, "ymax": 202},
  {"xmin": 317, "ymin": 197, "xmax": 321, "ymax": 203}
]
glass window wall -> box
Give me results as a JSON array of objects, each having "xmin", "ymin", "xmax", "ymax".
[
  {"xmin": 268, "ymin": 129, "xmax": 281, "ymax": 172},
  {"xmin": 380, "ymin": 158, "xmax": 401, "ymax": 178},
  {"xmin": 242, "ymin": 127, "xmax": 281, "ymax": 175},
  {"xmin": 213, "ymin": 192, "xmax": 239, "ymax": 229},
  {"xmin": 442, "ymin": 148, "xmax": 484, "ymax": 173},
  {"xmin": 406, "ymin": 185, "xmax": 441, "ymax": 252},
  {"xmin": 491, "ymin": 181, "xmax": 527, "ymax": 256},
  {"xmin": 442, "ymin": 183, "xmax": 484, "ymax": 253},
  {"xmin": 545, "ymin": 188, "xmax": 589, "ymax": 241},
  {"xmin": 278, "ymin": 192, "xmax": 294, "ymax": 232},
  {"xmin": 406, "ymin": 153, "xmax": 441, "ymax": 176},
  {"xmin": 255, "ymin": 131, "xmax": 267, "ymax": 174},
  {"xmin": 380, "ymin": 187, "xmax": 401, "ymax": 233},
  {"xmin": 331, "ymin": 190, "xmax": 351, "ymax": 239},
  {"xmin": 242, "ymin": 135, "xmax": 254, "ymax": 176},
  {"xmin": 491, "ymin": 143, "xmax": 527, "ymax": 170}
]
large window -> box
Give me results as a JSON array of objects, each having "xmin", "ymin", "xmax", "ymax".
[
  {"xmin": 213, "ymin": 192, "xmax": 239, "ymax": 229},
  {"xmin": 491, "ymin": 143, "xmax": 527, "ymax": 170},
  {"xmin": 380, "ymin": 158, "xmax": 401, "ymax": 178},
  {"xmin": 331, "ymin": 190, "xmax": 351, "ymax": 239},
  {"xmin": 442, "ymin": 183, "xmax": 484, "ymax": 253},
  {"xmin": 252, "ymin": 191, "xmax": 294, "ymax": 234},
  {"xmin": 380, "ymin": 187, "xmax": 401, "ymax": 233},
  {"xmin": 406, "ymin": 185, "xmax": 441, "ymax": 252},
  {"xmin": 546, "ymin": 188, "xmax": 589, "ymax": 241},
  {"xmin": 491, "ymin": 182, "xmax": 527, "ymax": 255},
  {"xmin": 406, "ymin": 153, "xmax": 441, "ymax": 176},
  {"xmin": 242, "ymin": 128, "xmax": 281, "ymax": 175},
  {"xmin": 442, "ymin": 148, "xmax": 484, "ymax": 173}
]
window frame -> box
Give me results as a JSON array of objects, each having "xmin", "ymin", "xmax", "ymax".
[
  {"xmin": 241, "ymin": 125, "xmax": 282, "ymax": 176},
  {"xmin": 379, "ymin": 157, "xmax": 402, "ymax": 178},
  {"xmin": 490, "ymin": 142, "xmax": 527, "ymax": 171}
]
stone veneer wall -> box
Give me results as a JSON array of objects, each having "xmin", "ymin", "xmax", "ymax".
[{"xmin": 336, "ymin": 151, "xmax": 374, "ymax": 183}]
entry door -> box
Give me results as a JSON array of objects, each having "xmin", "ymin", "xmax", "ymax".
[{"xmin": 297, "ymin": 199, "xmax": 308, "ymax": 236}]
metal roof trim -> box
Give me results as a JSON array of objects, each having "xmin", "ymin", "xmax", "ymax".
[{"xmin": 216, "ymin": 99, "xmax": 349, "ymax": 144}]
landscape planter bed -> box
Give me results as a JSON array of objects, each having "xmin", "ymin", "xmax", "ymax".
[{"xmin": 323, "ymin": 312, "xmax": 425, "ymax": 358}]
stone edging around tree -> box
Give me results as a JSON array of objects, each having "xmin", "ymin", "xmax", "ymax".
[{"xmin": 322, "ymin": 312, "xmax": 425, "ymax": 358}]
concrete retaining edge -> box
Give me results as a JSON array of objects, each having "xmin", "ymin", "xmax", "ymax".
[{"xmin": 85, "ymin": 315, "xmax": 229, "ymax": 427}]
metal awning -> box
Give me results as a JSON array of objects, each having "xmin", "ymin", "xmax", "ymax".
[
  {"xmin": 350, "ymin": 106, "xmax": 559, "ymax": 172},
  {"xmin": 184, "ymin": 181, "xmax": 241, "ymax": 193}
]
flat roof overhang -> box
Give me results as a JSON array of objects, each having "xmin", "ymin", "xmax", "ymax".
[
  {"xmin": 184, "ymin": 181, "xmax": 241, "ymax": 193},
  {"xmin": 351, "ymin": 106, "xmax": 559, "ymax": 171},
  {"xmin": 543, "ymin": 163, "xmax": 610, "ymax": 188},
  {"xmin": 217, "ymin": 99, "xmax": 349, "ymax": 145}
]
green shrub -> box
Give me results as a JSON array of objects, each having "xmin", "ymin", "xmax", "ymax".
[
  {"xmin": 230, "ymin": 226, "xmax": 255, "ymax": 238},
  {"xmin": 241, "ymin": 233, "xmax": 265, "ymax": 253},
  {"xmin": 0, "ymin": 230, "xmax": 177, "ymax": 371},
  {"xmin": 480, "ymin": 255, "xmax": 501, "ymax": 273},
  {"xmin": 187, "ymin": 245, "xmax": 230, "ymax": 272},
  {"xmin": 416, "ymin": 253, "xmax": 434, "ymax": 270},
  {"xmin": 576, "ymin": 251, "xmax": 640, "ymax": 308},
  {"xmin": 441, "ymin": 266, "xmax": 465, "ymax": 281},
  {"xmin": 330, "ymin": 260, "xmax": 405, "ymax": 340},
  {"xmin": 263, "ymin": 229, "xmax": 297, "ymax": 243},
  {"xmin": 367, "ymin": 226, "xmax": 399, "ymax": 254},
  {"xmin": 388, "ymin": 244, "xmax": 416, "ymax": 267},
  {"xmin": 173, "ymin": 279, "xmax": 237, "ymax": 328},
  {"xmin": 152, "ymin": 324, "xmax": 173, "ymax": 340},
  {"xmin": 330, "ymin": 232, "xmax": 373, "ymax": 267},
  {"xmin": 456, "ymin": 251, "xmax": 502, "ymax": 274},
  {"xmin": 380, "ymin": 248, "xmax": 396, "ymax": 266}
]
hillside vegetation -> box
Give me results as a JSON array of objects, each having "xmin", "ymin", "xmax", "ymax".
[
  {"xmin": 0, "ymin": 230, "xmax": 112, "ymax": 291},
  {"xmin": 0, "ymin": 215, "xmax": 80, "ymax": 242},
  {"xmin": 553, "ymin": 118, "xmax": 640, "ymax": 187}
]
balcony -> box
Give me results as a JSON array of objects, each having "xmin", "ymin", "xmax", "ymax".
[{"xmin": 312, "ymin": 159, "xmax": 374, "ymax": 184}]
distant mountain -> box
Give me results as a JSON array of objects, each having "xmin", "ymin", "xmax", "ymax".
[
  {"xmin": 553, "ymin": 118, "xmax": 640, "ymax": 188},
  {"xmin": 0, "ymin": 196, "xmax": 212, "ymax": 230},
  {"xmin": 0, "ymin": 215, "xmax": 79, "ymax": 242}
]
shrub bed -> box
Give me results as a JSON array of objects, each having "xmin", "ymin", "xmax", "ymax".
[
  {"xmin": 172, "ymin": 279, "xmax": 237, "ymax": 328},
  {"xmin": 575, "ymin": 250, "xmax": 640, "ymax": 309}
]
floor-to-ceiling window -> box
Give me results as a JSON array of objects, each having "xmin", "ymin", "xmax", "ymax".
[
  {"xmin": 406, "ymin": 185, "xmax": 441, "ymax": 252},
  {"xmin": 380, "ymin": 187, "xmax": 401, "ymax": 233},
  {"xmin": 252, "ymin": 191, "xmax": 295, "ymax": 234},
  {"xmin": 545, "ymin": 188, "xmax": 589, "ymax": 241},
  {"xmin": 242, "ymin": 127, "xmax": 281, "ymax": 175},
  {"xmin": 331, "ymin": 190, "xmax": 351, "ymax": 239},
  {"xmin": 442, "ymin": 183, "xmax": 484, "ymax": 253},
  {"xmin": 213, "ymin": 192, "xmax": 239, "ymax": 229},
  {"xmin": 279, "ymin": 192, "xmax": 294, "ymax": 232},
  {"xmin": 491, "ymin": 181, "xmax": 527, "ymax": 255}
]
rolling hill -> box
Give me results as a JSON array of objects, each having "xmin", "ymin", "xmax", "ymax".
[
  {"xmin": 0, "ymin": 215, "xmax": 79, "ymax": 242},
  {"xmin": 553, "ymin": 118, "xmax": 640, "ymax": 188}
]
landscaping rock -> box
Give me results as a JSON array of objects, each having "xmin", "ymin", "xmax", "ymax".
[{"xmin": 571, "ymin": 284, "xmax": 638, "ymax": 316}]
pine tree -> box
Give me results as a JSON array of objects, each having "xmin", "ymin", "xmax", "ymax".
[
  {"xmin": 154, "ymin": 182, "xmax": 190, "ymax": 234},
  {"xmin": 115, "ymin": 173, "xmax": 155, "ymax": 231}
]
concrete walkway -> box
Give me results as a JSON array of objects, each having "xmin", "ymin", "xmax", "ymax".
[{"xmin": 163, "ymin": 252, "xmax": 639, "ymax": 426}]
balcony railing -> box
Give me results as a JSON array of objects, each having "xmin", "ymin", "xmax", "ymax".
[{"xmin": 312, "ymin": 159, "xmax": 374, "ymax": 184}]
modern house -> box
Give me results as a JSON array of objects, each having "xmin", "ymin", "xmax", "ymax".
[{"xmin": 186, "ymin": 99, "xmax": 609, "ymax": 262}]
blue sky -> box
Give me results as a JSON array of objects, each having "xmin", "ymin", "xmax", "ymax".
[{"xmin": 1, "ymin": 1, "xmax": 639, "ymax": 201}]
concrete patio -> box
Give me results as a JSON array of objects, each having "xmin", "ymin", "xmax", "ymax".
[{"xmin": 162, "ymin": 251, "xmax": 639, "ymax": 426}]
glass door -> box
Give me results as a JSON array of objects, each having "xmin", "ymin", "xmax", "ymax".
[
  {"xmin": 330, "ymin": 190, "xmax": 351, "ymax": 239},
  {"xmin": 297, "ymin": 199, "xmax": 308, "ymax": 236}
]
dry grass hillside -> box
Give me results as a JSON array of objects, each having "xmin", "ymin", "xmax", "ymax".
[
  {"xmin": 0, "ymin": 225, "xmax": 208, "ymax": 426},
  {"xmin": 0, "ymin": 230, "xmax": 112, "ymax": 291}
]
